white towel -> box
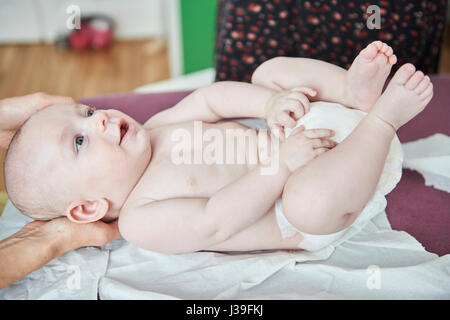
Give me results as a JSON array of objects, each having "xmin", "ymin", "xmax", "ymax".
[{"xmin": 401, "ymin": 133, "xmax": 450, "ymax": 193}]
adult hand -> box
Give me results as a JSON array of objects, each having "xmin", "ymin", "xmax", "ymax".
[
  {"xmin": 61, "ymin": 218, "xmax": 122, "ymax": 252},
  {"xmin": 0, "ymin": 217, "xmax": 120, "ymax": 289},
  {"xmin": 29, "ymin": 217, "xmax": 122, "ymax": 254},
  {"xmin": 0, "ymin": 92, "xmax": 76, "ymax": 148}
]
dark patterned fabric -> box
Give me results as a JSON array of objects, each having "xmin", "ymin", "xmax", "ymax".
[{"xmin": 214, "ymin": 0, "xmax": 448, "ymax": 82}]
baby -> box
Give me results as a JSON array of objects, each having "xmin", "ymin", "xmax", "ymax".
[{"xmin": 4, "ymin": 41, "xmax": 433, "ymax": 254}]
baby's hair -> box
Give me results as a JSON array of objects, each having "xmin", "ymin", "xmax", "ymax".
[{"xmin": 4, "ymin": 120, "xmax": 63, "ymax": 220}]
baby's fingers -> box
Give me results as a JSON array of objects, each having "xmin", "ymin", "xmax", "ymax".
[
  {"xmin": 291, "ymin": 86, "xmax": 317, "ymax": 97},
  {"xmin": 287, "ymin": 92, "xmax": 310, "ymax": 114},
  {"xmin": 312, "ymin": 138, "xmax": 338, "ymax": 149},
  {"xmin": 270, "ymin": 123, "xmax": 286, "ymax": 142},
  {"xmin": 314, "ymin": 147, "xmax": 331, "ymax": 156},
  {"xmin": 277, "ymin": 112, "xmax": 297, "ymax": 128},
  {"xmin": 280, "ymin": 99, "xmax": 303, "ymax": 120},
  {"xmin": 289, "ymin": 125, "xmax": 305, "ymax": 136}
]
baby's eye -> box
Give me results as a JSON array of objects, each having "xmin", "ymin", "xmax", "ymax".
[
  {"xmin": 75, "ymin": 135, "xmax": 84, "ymax": 152},
  {"xmin": 86, "ymin": 107, "xmax": 96, "ymax": 117}
]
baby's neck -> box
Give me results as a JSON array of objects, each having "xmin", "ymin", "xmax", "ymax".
[
  {"xmin": 103, "ymin": 128, "xmax": 155, "ymax": 222},
  {"xmin": 102, "ymin": 209, "xmax": 120, "ymax": 222}
]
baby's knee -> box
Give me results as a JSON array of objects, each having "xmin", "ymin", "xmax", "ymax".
[
  {"xmin": 281, "ymin": 185, "xmax": 344, "ymax": 234},
  {"xmin": 281, "ymin": 193, "xmax": 324, "ymax": 234},
  {"xmin": 251, "ymin": 57, "xmax": 289, "ymax": 89}
]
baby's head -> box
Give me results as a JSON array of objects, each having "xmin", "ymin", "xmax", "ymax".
[{"xmin": 4, "ymin": 103, "xmax": 152, "ymax": 223}]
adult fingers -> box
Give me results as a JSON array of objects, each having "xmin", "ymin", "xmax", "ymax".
[
  {"xmin": 45, "ymin": 95, "xmax": 77, "ymax": 106},
  {"xmin": 32, "ymin": 92, "xmax": 77, "ymax": 110},
  {"xmin": 303, "ymin": 128, "xmax": 335, "ymax": 138},
  {"xmin": 102, "ymin": 219, "xmax": 122, "ymax": 242}
]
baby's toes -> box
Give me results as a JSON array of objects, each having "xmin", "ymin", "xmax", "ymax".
[
  {"xmin": 405, "ymin": 70, "xmax": 425, "ymax": 90},
  {"xmin": 419, "ymin": 82, "xmax": 433, "ymax": 100},
  {"xmin": 414, "ymin": 75, "xmax": 430, "ymax": 95},
  {"xmin": 380, "ymin": 42, "xmax": 389, "ymax": 54},
  {"xmin": 393, "ymin": 63, "xmax": 416, "ymax": 85},
  {"xmin": 360, "ymin": 41, "xmax": 379, "ymax": 60},
  {"xmin": 384, "ymin": 44, "xmax": 393, "ymax": 57},
  {"xmin": 372, "ymin": 40, "xmax": 383, "ymax": 51},
  {"xmin": 374, "ymin": 51, "xmax": 388, "ymax": 65},
  {"xmin": 388, "ymin": 54, "xmax": 397, "ymax": 65}
]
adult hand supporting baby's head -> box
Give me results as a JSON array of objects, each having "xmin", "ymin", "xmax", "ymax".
[
  {"xmin": 0, "ymin": 92, "xmax": 76, "ymax": 149},
  {"xmin": 32, "ymin": 217, "xmax": 122, "ymax": 255}
]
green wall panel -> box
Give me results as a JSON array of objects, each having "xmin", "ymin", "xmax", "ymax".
[{"xmin": 180, "ymin": 0, "xmax": 218, "ymax": 74}]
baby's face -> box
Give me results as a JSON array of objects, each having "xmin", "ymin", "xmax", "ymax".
[{"xmin": 21, "ymin": 103, "xmax": 152, "ymax": 216}]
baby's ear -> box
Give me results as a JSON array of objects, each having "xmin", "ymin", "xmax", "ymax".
[{"xmin": 66, "ymin": 198, "xmax": 109, "ymax": 223}]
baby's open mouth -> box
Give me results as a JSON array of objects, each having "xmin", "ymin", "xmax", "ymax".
[{"xmin": 119, "ymin": 120, "xmax": 129, "ymax": 145}]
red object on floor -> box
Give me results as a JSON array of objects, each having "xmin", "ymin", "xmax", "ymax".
[{"xmin": 68, "ymin": 17, "xmax": 114, "ymax": 51}]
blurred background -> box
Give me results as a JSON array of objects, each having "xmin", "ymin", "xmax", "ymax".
[
  {"xmin": 0, "ymin": 0, "xmax": 449, "ymax": 195},
  {"xmin": 0, "ymin": 0, "xmax": 448, "ymax": 101},
  {"xmin": 0, "ymin": 0, "xmax": 219, "ymax": 99}
]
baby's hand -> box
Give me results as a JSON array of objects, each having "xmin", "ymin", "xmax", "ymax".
[
  {"xmin": 265, "ymin": 87, "xmax": 317, "ymax": 142},
  {"xmin": 279, "ymin": 125, "xmax": 337, "ymax": 172}
]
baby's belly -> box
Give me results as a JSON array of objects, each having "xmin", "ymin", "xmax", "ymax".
[
  {"xmin": 203, "ymin": 204, "xmax": 304, "ymax": 252},
  {"xmin": 132, "ymin": 120, "xmax": 273, "ymax": 200}
]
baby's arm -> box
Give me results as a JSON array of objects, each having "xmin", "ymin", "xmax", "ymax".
[
  {"xmin": 119, "ymin": 160, "xmax": 290, "ymax": 254},
  {"xmin": 144, "ymin": 82, "xmax": 277, "ymax": 129},
  {"xmin": 118, "ymin": 127, "xmax": 335, "ymax": 254},
  {"xmin": 251, "ymin": 57, "xmax": 351, "ymax": 107}
]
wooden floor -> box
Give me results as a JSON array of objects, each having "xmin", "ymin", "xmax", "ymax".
[
  {"xmin": 0, "ymin": 38, "xmax": 170, "ymax": 192},
  {"xmin": 0, "ymin": 38, "xmax": 170, "ymax": 100}
]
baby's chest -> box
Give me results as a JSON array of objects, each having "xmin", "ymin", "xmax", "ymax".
[
  {"xmin": 133, "ymin": 160, "xmax": 248, "ymax": 201},
  {"xmin": 129, "ymin": 121, "xmax": 259, "ymax": 202}
]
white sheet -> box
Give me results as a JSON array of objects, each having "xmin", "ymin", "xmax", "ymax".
[
  {"xmin": 402, "ymin": 133, "xmax": 450, "ymax": 193},
  {"xmin": 1, "ymin": 198, "xmax": 449, "ymax": 299}
]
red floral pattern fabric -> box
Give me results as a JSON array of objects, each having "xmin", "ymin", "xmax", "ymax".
[{"xmin": 214, "ymin": 0, "xmax": 448, "ymax": 82}]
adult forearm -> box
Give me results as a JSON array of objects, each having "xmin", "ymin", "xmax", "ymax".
[
  {"xmin": 206, "ymin": 162, "xmax": 290, "ymax": 240},
  {"xmin": 0, "ymin": 229, "xmax": 62, "ymax": 289}
]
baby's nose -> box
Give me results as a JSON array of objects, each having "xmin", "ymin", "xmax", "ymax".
[{"xmin": 94, "ymin": 111, "xmax": 109, "ymax": 132}]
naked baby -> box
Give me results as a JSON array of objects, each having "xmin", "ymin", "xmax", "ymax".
[{"xmin": 4, "ymin": 41, "xmax": 433, "ymax": 254}]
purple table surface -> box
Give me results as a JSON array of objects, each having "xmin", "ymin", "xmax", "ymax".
[{"xmin": 80, "ymin": 74, "xmax": 450, "ymax": 256}]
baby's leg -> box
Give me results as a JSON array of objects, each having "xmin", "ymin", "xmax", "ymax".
[
  {"xmin": 251, "ymin": 41, "xmax": 396, "ymax": 112},
  {"xmin": 280, "ymin": 64, "xmax": 433, "ymax": 235}
]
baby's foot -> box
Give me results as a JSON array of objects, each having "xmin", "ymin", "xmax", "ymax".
[
  {"xmin": 346, "ymin": 41, "xmax": 397, "ymax": 112},
  {"xmin": 370, "ymin": 63, "xmax": 433, "ymax": 131}
]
